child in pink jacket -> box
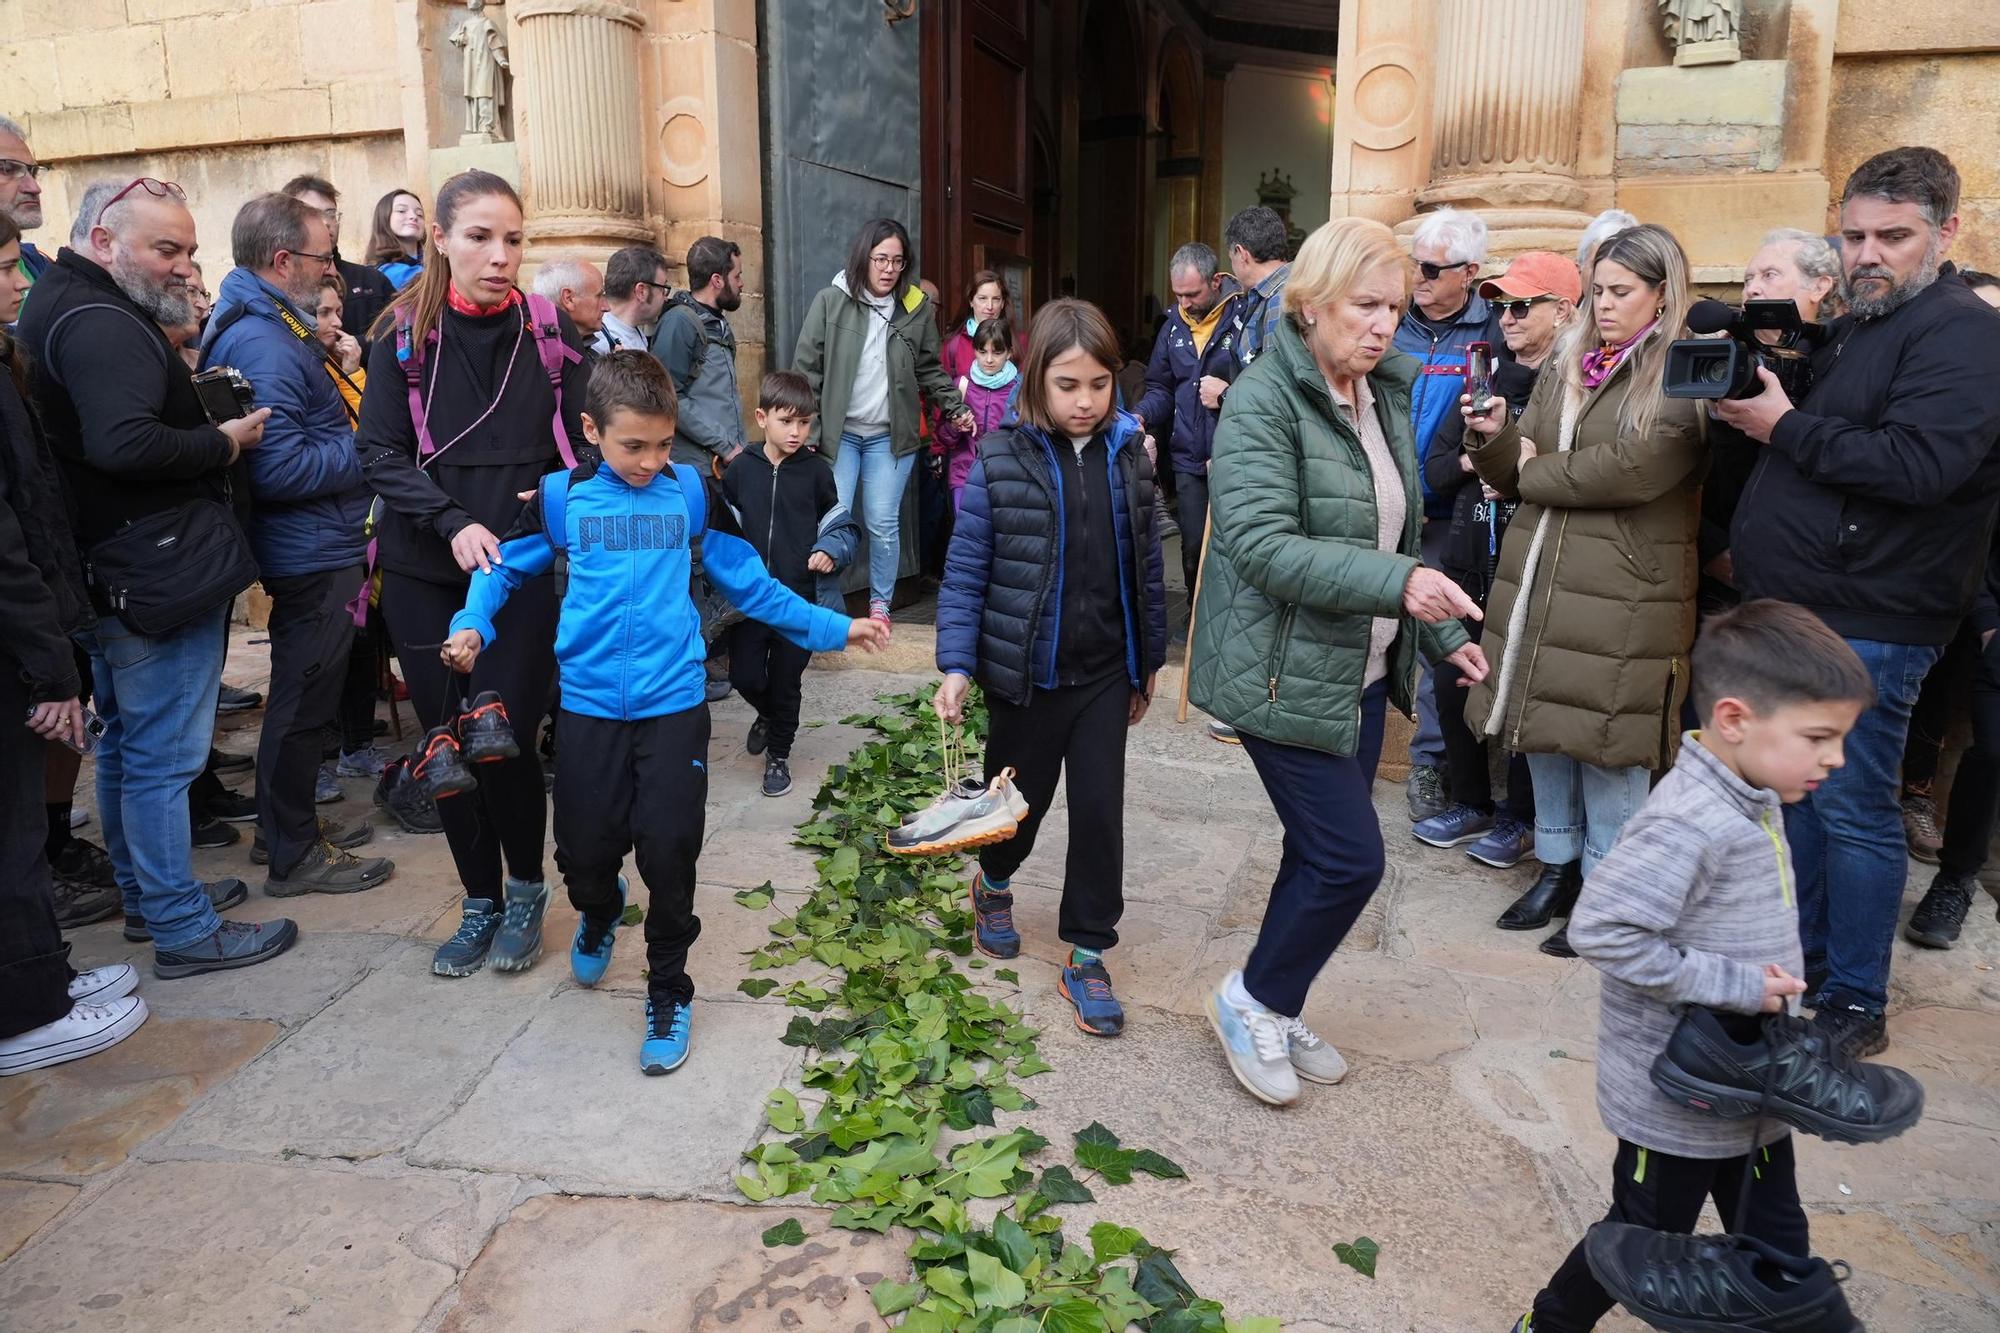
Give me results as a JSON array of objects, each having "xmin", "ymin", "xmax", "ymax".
[{"xmin": 935, "ymin": 318, "xmax": 1020, "ymax": 510}]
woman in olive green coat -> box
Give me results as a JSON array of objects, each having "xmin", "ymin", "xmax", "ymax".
[
  {"xmin": 1461, "ymin": 223, "xmax": 1705, "ymax": 956},
  {"xmin": 1189, "ymin": 217, "xmax": 1487, "ymax": 1107}
]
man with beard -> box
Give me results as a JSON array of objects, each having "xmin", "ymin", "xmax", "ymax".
[
  {"xmin": 0, "ymin": 117, "xmax": 49, "ymax": 291},
  {"xmin": 1719, "ymin": 146, "xmax": 2000, "ymax": 1056},
  {"xmin": 281, "ymin": 174, "xmax": 392, "ymax": 358},
  {"xmin": 201, "ymin": 193, "xmax": 392, "ymax": 896},
  {"xmin": 19, "ymin": 178, "xmax": 298, "ymax": 977},
  {"xmin": 653, "ymin": 235, "xmax": 746, "ymax": 473}
]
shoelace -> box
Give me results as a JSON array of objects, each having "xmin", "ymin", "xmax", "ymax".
[
  {"xmin": 445, "ymin": 911, "xmax": 495, "ymax": 949},
  {"xmin": 501, "ymin": 894, "xmax": 540, "ymax": 932},
  {"xmin": 1493, "ymin": 816, "xmax": 1529, "ymax": 840},
  {"xmin": 577, "ymin": 916, "xmax": 613, "ymax": 955},
  {"xmin": 1071, "ymin": 968, "xmax": 1114, "ymax": 1002},
  {"xmin": 1245, "ymin": 1006, "xmax": 1289, "ymax": 1063},
  {"xmin": 648, "ymin": 1001, "xmax": 689, "ymax": 1040},
  {"xmin": 974, "ymin": 892, "xmax": 1014, "ymax": 933},
  {"xmin": 1906, "ymin": 799, "xmax": 1941, "ymax": 839},
  {"xmin": 1281, "ymin": 1014, "xmax": 1323, "ymax": 1049}
]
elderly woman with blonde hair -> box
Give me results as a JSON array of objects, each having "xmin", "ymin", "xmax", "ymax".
[{"xmin": 1190, "ymin": 216, "xmax": 1489, "ymax": 1106}]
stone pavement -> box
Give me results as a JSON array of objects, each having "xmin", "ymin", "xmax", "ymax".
[{"xmin": 3, "ymin": 625, "xmax": 1997, "ymax": 1331}]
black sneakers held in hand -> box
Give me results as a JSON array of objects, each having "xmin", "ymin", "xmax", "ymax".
[
  {"xmin": 1651, "ymin": 1006, "xmax": 1924, "ymax": 1146},
  {"xmin": 1584, "ymin": 1223, "xmax": 1863, "ymax": 1333},
  {"xmin": 411, "ymin": 691, "xmax": 522, "ymax": 801},
  {"xmin": 458, "ymin": 690, "xmax": 520, "ymax": 763}
]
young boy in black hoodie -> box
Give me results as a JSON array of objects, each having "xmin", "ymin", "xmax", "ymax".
[{"xmin": 720, "ymin": 370, "xmax": 856, "ymax": 797}]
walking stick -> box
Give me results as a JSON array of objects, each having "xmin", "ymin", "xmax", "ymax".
[{"xmin": 1177, "ymin": 519, "xmax": 1213, "ymax": 724}]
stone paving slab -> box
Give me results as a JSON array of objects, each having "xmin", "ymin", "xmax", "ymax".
[
  {"xmin": 0, "ymin": 1179, "xmax": 78, "ymax": 1262},
  {"xmin": 0, "ymin": 1161, "xmax": 471, "ymax": 1331},
  {"xmin": 437, "ymin": 1194, "xmax": 903, "ymax": 1332},
  {"xmin": 67, "ymin": 929, "xmax": 400, "ymax": 1028}
]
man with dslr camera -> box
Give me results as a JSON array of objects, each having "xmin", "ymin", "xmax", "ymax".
[
  {"xmin": 20, "ymin": 178, "xmax": 297, "ymax": 977},
  {"xmin": 1717, "ymin": 146, "xmax": 2000, "ymax": 1056}
]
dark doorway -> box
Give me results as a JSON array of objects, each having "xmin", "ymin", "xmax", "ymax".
[{"xmin": 1075, "ymin": 0, "xmax": 1148, "ymax": 351}]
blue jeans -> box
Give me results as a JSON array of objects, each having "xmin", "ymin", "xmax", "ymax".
[
  {"xmin": 1786, "ymin": 637, "xmax": 1939, "ymax": 1013},
  {"xmin": 830, "ymin": 431, "xmax": 914, "ymax": 607},
  {"xmin": 1525, "ymin": 752, "xmax": 1652, "ymax": 878},
  {"xmin": 79, "ymin": 608, "xmax": 229, "ymax": 950}
]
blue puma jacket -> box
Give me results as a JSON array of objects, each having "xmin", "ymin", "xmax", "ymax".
[{"xmin": 451, "ymin": 462, "xmax": 850, "ymax": 721}]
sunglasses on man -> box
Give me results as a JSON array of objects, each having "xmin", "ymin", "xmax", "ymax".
[
  {"xmin": 1417, "ymin": 259, "xmax": 1475, "ymax": 281},
  {"xmin": 1492, "ymin": 296, "xmax": 1557, "ymax": 319},
  {"xmin": 94, "ymin": 177, "xmax": 186, "ymax": 228}
]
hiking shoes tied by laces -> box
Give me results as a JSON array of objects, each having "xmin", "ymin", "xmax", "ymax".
[{"xmin": 1583, "ymin": 1222, "xmax": 1862, "ymax": 1333}]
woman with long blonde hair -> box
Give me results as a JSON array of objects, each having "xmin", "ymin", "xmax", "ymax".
[{"xmin": 1461, "ymin": 223, "xmax": 1705, "ymax": 957}]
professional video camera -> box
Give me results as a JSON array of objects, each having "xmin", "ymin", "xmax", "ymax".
[{"xmin": 1663, "ymin": 299, "xmax": 1824, "ymax": 401}]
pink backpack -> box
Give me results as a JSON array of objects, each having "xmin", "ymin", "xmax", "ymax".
[{"xmin": 394, "ymin": 291, "xmax": 582, "ymax": 469}]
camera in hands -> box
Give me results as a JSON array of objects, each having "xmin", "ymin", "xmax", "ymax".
[
  {"xmin": 190, "ymin": 365, "xmax": 256, "ymax": 424},
  {"xmin": 1664, "ymin": 299, "xmax": 1823, "ymax": 401}
]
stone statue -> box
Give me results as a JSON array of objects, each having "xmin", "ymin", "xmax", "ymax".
[
  {"xmin": 1658, "ymin": 0, "xmax": 1741, "ymax": 67},
  {"xmin": 450, "ymin": 0, "xmax": 510, "ymax": 143}
]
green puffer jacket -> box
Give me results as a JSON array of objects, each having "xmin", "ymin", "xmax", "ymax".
[{"xmin": 1189, "ymin": 317, "xmax": 1467, "ymax": 755}]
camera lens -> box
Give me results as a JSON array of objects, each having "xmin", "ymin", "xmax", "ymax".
[{"xmin": 1697, "ymin": 358, "xmax": 1728, "ymax": 384}]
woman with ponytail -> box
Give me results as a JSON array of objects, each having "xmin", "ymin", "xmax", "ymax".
[{"xmin": 357, "ymin": 170, "xmax": 590, "ymax": 979}]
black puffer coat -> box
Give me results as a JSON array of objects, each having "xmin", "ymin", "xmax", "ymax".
[{"xmin": 0, "ymin": 341, "xmax": 92, "ymax": 702}]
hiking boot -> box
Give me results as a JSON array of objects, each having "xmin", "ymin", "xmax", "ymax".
[
  {"xmin": 458, "ymin": 690, "xmax": 520, "ymax": 763},
  {"xmin": 762, "ymin": 755, "xmax": 793, "ymax": 798},
  {"xmin": 251, "ymin": 815, "xmax": 374, "ymax": 865},
  {"xmin": 1651, "ymin": 1005, "xmax": 1923, "ymax": 1145},
  {"xmin": 1405, "ymin": 763, "xmax": 1449, "ymax": 821},
  {"xmin": 1498, "ymin": 860, "xmax": 1582, "ymax": 931},
  {"xmin": 209, "ymin": 746, "xmax": 255, "ymax": 774},
  {"xmin": 54, "ymin": 878, "xmax": 122, "ymax": 929},
  {"xmin": 1583, "ymin": 1222, "xmax": 1862, "ymax": 1333},
  {"xmin": 374, "ymin": 756, "xmax": 444, "ymax": 834},
  {"xmin": 264, "ymin": 841, "xmax": 394, "ymax": 897},
  {"xmin": 153, "ymin": 918, "xmax": 299, "ymax": 980},
  {"xmin": 191, "ymin": 816, "xmax": 242, "ymax": 849},
  {"xmin": 412, "ymin": 725, "xmax": 478, "ymax": 799},
  {"xmin": 0, "ymin": 996, "xmax": 149, "ymax": 1076},
  {"xmin": 1208, "ymin": 720, "xmax": 1241, "ymax": 745},
  {"xmin": 704, "ymin": 676, "xmax": 731, "ymax": 703},
  {"xmin": 1539, "ymin": 923, "xmax": 1578, "ymax": 958},
  {"xmin": 641, "ymin": 996, "xmax": 693, "ymax": 1074},
  {"xmin": 900, "ymin": 776, "xmax": 988, "ymax": 825},
  {"xmin": 489, "ymin": 877, "xmax": 549, "ymax": 972},
  {"xmin": 1901, "ymin": 791, "xmax": 1943, "ymax": 864},
  {"xmin": 1058, "ymin": 954, "xmax": 1124, "ymax": 1037},
  {"xmin": 968, "ymin": 870, "xmax": 1020, "ymax": 959},
  {"xmin": 1205, "ymin": 969, "xmax": 1300, "ymax": 1106},
  {"xmin": 1810, "ymin": 992, "xmax": 1889, "ymax": 1060},
  {"xmin": 215, "ymin": 683, "xmax": 263, "ymax": 713},
  {"xmin": 747, "ymin": 716, "xmax": 769, "ymax": 756},
  {"xmin": 1905, "ymin": 873, "xmax": 1976, "ymax": 949},
  {"xmin": 336, "ymin": 746, "xmax": 391, "ymax": 778},
  {"xmin": 1466, "ymin": 815, "xmax": 1533, "ymax": 869},
  {"xmin": 314, "ymin": 764, "xmax": 344, "ymax": 805},
  {"xmin": 68, "ymin": 963, "xmax": 140, "ymax": 1006},
  {"xmin": 433, "ymin": 898, "xmax": 501, "ymax": 978},
  {"xmin": 1413, "ymin": 803, "xmax": 1494, "ymax": 849},
  {"xmin": 888, "ymin": 768, "xmax": 1026, "ymax": 856},
  {"xmin": 123, "ymin": 878, "xmax": 248, "ymax": 943},
  {"xmin": 50, "ymin": 836, "xmax": 116, "ymax": 890},
  {"xmin": 1282, "ymin": 1013, "xmax": 1348, "ymax": 1085},
  {"xmin": 206, "ymin": 787, "xmax": 258, "ymax": 823},
  {"xmin": 571, "ymin": 877, "xmax": 627, "ymax": 987}
]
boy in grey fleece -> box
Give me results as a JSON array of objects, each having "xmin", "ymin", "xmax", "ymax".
[{"xmin": 1517, "ymin": 600, "xmax": 1875, "ymax": 1332}]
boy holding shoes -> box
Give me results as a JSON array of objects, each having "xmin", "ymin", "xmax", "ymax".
[{"xmin": 442, "ymin": 352, "xmax": 885, "ymax": 1074}]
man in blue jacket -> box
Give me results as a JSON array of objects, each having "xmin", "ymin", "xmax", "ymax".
[
  {"xmin": 1135, "ymin": 241, "xmax": 1240, "ymax": 602},
  {"xmin": 1392, "ymin": 206, "xmax": 1501, "ymax": 820},
  {"xmin": 202, "ymin": 193, "xmax": 389, "ymax": 897}
]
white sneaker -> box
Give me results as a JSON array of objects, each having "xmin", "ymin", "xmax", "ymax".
[
  {"xmin": 1282, "ymin": 1014, "xmax": 1348, "ymax": 1085},
  {"xmin": 1204, "ymin": 969, "xmax": 1300, "ymax": 1106},
  {"xmin": 0, "ymin": 996, "xmax": 149, "ymax": 1075},
  {"xmin": 68, "ymin": 963, "xmax": 140, "ymax": 1006}
]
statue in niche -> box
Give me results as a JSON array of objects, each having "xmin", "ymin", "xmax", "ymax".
[
  {"xmin": 450, "ymin": 0, "xmax": 511, "ymax": 143},
  {"xmin": 1658, "ymin": 0, "xmax": 1742, "ymax": 67},
  {"xmin": 1256, "ymin": 169, "xmax": 1307, "ymax": 260}
]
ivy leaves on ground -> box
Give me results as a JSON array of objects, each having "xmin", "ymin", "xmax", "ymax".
[{"xmin": 734, "ymin": 688, "xmax": 1272, "ymax": 1329}]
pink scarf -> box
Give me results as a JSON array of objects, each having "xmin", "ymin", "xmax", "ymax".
[{"xmin": 1580, "ymin": 319, "xmax": 1656, "ymax": 389}]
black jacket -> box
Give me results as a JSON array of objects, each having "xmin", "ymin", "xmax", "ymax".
[
  {"xmin": 335, "ymin": 254, "xmax": 392, "ymax": 357},
  {"xmin": 1732, "ymin": 266, "xmax": 2000, "ymax": 645},
  {"xmin": 1425, "ymin": 352, "xmax": 1536, "ymax": 598},
  {"xmin": 720, "ymin": 446, "xmax": 837, "ymax": 597},
  {"xmin": 17, "ymin": 249, "xmax": 236, "ymax": 549},
  {"xmin": 0, "ymin": 347, "xmax": 91, "ymax": 702},
  {"xmin": 354, "ymin": 297, "xmax": 591, "ymax": 586}
]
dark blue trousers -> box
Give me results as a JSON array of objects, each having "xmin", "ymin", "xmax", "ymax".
[{"xmin": 1238, "ymin": 679, "xmax": 1389, "ymax": 1018}]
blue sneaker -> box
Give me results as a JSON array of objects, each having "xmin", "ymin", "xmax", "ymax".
[
  {"xmin": 1412, "ymin": 804, "xmax": 1494, "ymax": 849},
  {"xmin": 1058, "ymin": 954, "xmax": 1125, "ymax": 1037},
  {"xmin": 968, "ymin": 871, "xmax": 1020, "ymax": 959},
  {"xmin": 489, "ymin": 876, "xmax": 548, "ymax": 973},
  {"xmin": 571, "ymin": 876, "xmax": 627, "ymax": 987},
  {"xmin": 433, "ymin": 898, "xmax": 502, "ymax": 977},
  {"xmin": 640, "ymin": 997, "xmax": 692, "ymax": 1074},
  {"xmin": 1467, "ymin": 815, "xmax": 1534, "ymax": 869}
]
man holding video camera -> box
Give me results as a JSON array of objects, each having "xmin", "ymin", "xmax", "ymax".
[
  {"xmin": 1718, "ymin": 146, "xmax": 2000, "ymax": 1056},
  {"xmin": 20, "ymin": 178, "xmax": 299, "ymax": 978}
]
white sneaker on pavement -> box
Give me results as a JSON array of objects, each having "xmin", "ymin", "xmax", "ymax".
[
  {"xmin": 1282, "ymin": 1013, "xmax": 1348, "ymax": 1084},
  {"xmin": 68, "ymin": 963, "xmax": 140, "ymax": 1006},
  {"xmin": 1204, "ymin": 969, "xmax": 1300, "ymax": 1106},
  {"xmin": 0, "ymin": 996, "xmax": 149, "ymax": 1076}
]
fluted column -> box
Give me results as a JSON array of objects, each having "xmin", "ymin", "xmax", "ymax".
[
  {"xmin": 512, "ymin": 0, "xmax": 655, "ymax": 256},
  {"xmin": 1421, "ymin": 0, "xmax": 1587, "ymax": 211}
]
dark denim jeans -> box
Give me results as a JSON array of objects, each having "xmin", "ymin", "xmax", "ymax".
[{"xmin": 1785, "ymin": 636, "xmax": 1940, "ymax": 1013}]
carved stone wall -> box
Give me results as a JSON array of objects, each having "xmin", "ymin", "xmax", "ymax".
[
  {"xmin": 511, "ymin": 0, "xmax": 653, "ymax": 257},
  {"xmin": 1423, "ymin": 0, "xmax": 1586, "ymax": 209}
]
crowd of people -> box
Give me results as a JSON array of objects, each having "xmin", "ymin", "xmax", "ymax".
[{"xmin": 1, "ymin": 111, "xmax": 1997, "ymax": 1325}]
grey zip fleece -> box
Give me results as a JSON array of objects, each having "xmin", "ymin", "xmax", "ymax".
[{"xmin": 1569, "ymin": 733, "xmax": 1804, "ymax": 1158}]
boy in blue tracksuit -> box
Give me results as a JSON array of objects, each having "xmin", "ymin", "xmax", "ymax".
[{"xmin": 443, "ymin": 352, "xmax": 885, "ymax": 1074}]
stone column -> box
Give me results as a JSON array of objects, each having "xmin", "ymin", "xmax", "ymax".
[{"xmin": 511, "ymin": 0, "xmax": 655, "ymax": 259}]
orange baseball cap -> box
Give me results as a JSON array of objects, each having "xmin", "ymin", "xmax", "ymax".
[{"xmin": 1479, "ymin": 251, "xmax": 1582, "ymax": 305}]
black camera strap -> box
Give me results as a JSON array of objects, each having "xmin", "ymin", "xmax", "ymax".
[{"xmin": 265, "ymin": 298, "xmax": 366, "ymax": 425}]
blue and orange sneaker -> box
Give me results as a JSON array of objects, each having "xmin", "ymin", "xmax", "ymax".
[
  {"xmin": 1059, "ymin": 953, "xmax": 1124, "ymax": 1037},
  {"xmin": 570, "ymin": 876, "xmax": 627, "ymax": 987},
  {"xmin": 640, "ymin": 997, "xmax": 692, "ymax": 1075},
  {"xmin": 968, "ymin": 870, "xmax": 1020, "ymax": 959}
]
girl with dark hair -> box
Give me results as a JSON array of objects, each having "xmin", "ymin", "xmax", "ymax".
[
  {"xmin": 368, "ymin": 189, "xmax": 426, "ymax": 290},
  {"xmin": 794, "ymin": 217, "xmax": 972, "ymax": 629},
  {"xmin": 933, "ymin": 298, "xmax": 1167, "ymax": 1039},
  {"xmin": 356, "ymin": 170, "xmax": 591, "ymax": 979},
  {"xmin": 933, "ymin": 317, "xmax": 1018, "ymax": 508}
]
